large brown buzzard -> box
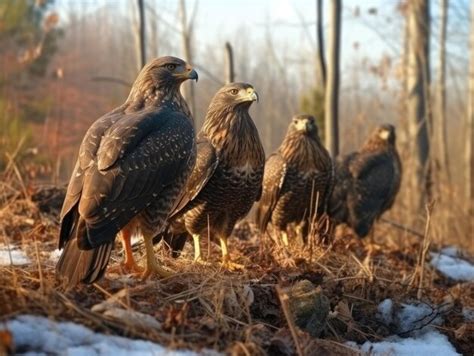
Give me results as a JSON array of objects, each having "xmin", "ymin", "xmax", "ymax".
[
  {"xmin": 56, "ymin": 56, "xmax": 198, "ymax": 288},
  {"xmin": 155, "ymin": 83, "xmax": 265, "ymax": 269},
  {"xmin": 256, "ymin": 115, "xmax": 333, "ymax": 245},
  {"xmin": 328, "ymin": 124, "xmax": 402, "ymax": 237}
]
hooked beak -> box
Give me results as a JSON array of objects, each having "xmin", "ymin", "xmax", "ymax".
[
  {"xmin": 176, "ymin": 67, "xmax": 199, "ymax": 82},
  {"xmin": 244, "ymin": 88, "xmax": 259, "ymax": 103},
  {"xmin": 188, "ymin": 68, "xmax": 198, "ymax": 82}
]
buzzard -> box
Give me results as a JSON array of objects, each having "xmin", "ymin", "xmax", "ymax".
[
  {"xmin": 155, "ymin": 83, "xmax": 265, "ymax": 269},
  {"xmin": 256, "ymin": 115, "xmax": 333, "ymax": 246},
  {"xmin": 56, "ymin": 56, "xmax": 198, "ymax": 288},
  {"xmin": 328, "ymin": 124, "xmax": 402, "ymax": 238}
]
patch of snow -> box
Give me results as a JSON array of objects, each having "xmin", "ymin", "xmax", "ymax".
[
  {"xmin": 430, "ymin": 252, "xmax": 474, "ymax": 282},
  {"xmin": 397, "ymin": 302, "xmax": 442, "ymax": 333},
  {"xmin": 361, "ymin": 300, "xmax": 459, "ymax": 355},
  {"xmin": 348, "ymin": 330, "xmax": 460, "ymax": 356},
  {"xmin": 49, "ymin": 249, "xmax": 62, "ymax": 262},
  {"xmin": 4, "ymin": 315, "xmax": 219, "ymax": 355},
  {"xmin": 439, "ymin": 247, "xmax": 460, "ymax": 258},
  {"xmin": 377, "ymin": 298, "xmax": 393, "ymax": 325},
  {"xmin": 462, "ymin": 307, "xmax": 474, "ymax": 322},
  {"xmin": 0, "ymin": 244, "xmax": 31, "ymax": 266},
  {"xmin": 376, "ymin": 299, "xmax": 442, "ymax": 334}
]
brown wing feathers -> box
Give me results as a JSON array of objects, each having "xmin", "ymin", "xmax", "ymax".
[
  {"xmin": 328, "ymin": 124, "xmax": 401, "ymax": 237},
  {"xmin": 56, "ymin": 57, "xmax": 197, "ymax": 288},
  {"xmin": 256, "ymin": 115, "xmax": 332, "ymax": 240}
]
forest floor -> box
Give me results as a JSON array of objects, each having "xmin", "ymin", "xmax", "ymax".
[{"xmin": 0, "ymin": 185, "xmax": 473, "ymax": 355}]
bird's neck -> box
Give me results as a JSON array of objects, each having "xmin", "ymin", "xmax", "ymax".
[
  {"xmin": 280, "ymin": 133, "xmax": 328, "ymax": 171},
  {"xmin": 202, "ymin": 107, "xmax": 265, "ymax": 167},
  {"xmin": 124, "ymin": 83, "xmax": 193, "ymax": 122},
  {"xmin": 361, "ymin": 138, "xmax": 391, "ymax": 153}
]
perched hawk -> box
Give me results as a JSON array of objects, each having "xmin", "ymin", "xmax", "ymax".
[
  {"xmin": 256, "ymin": 115, "xmax": 333, "ymax": 245},
  {"xmin": 328, "ymin": 124, "xmax": 402, "ymax": 238},
  {"xmin": 56, "ymin": 56, "xmax": 198, "ymax": 288},
  {"xmin": 155, "ymin": 83, "xmax": 265, "ymax": 269}
]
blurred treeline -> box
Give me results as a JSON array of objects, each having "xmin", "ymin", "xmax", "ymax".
[{"xmin": 0, "ymin": 0, "xmax": 472, "ymax": 247}]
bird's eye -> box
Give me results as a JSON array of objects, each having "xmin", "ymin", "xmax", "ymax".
[
  {"xmin": 230, "ymin": 89, "xmax": 239, "ymax": 95},
  {"xmin": 293, "ymin": 119, "xmax": 298, "ymax": 124},
  {"xmin": 166, "ymin": 64, "xmax": 176, "ymax": 70}
]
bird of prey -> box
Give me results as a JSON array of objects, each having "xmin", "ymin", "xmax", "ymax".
[
  {"xmin": 155, "ymin": 83, "xmax": 265, "ymax": 269},
  {"xmin": 328, "ymin": 124, "xmax": 402, "ymax": 238},
  {"xmin": 56, "ymin": 56, "xmax": 198, "ymax": 288},
  {"xmin": 256, "ymin": 114, "xmax": 333, "ymax": 246}
]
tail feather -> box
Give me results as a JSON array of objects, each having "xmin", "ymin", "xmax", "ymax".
[{"xmin": 56, "ymin": 238, "xmax": 113, "ymax": 289}]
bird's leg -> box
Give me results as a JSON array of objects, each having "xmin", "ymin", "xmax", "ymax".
[
  {"xmin": 141, "ymin": 234, "xmax": 173, "ymax": 280},
  {"xmin": 109, "ymin": 229, "xmax": 143, "ymax": 273},
  {"xmin": 279, "ymin": 229, "xmax": 296, "ymax": 267},
  {"xmin": 192, "ymin": 234, "xmax": 202, "ymax": 261},
  {"xmin": 369, "ymin": 228, "xmax": 375, "ymax": 245},
  {"xmin": 219, "ymin": 235, "xmax": 243, "ymax": 271},
  {"xmin": 280, "ymin": 231, "xmax": 289, "ymax": 247},
  {"xmin": 295, "ymin": 224, "xmax": 306, "ymax": 246}
]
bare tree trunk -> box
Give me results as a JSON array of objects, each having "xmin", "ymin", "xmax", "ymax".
[
  {"xmin": 137, "ymin": 0, "xmax": 146, "ymax": 69},
  {"xmin": 316, "ymin": 0, "xmax": 326, "ymax": 86},
  {"xmin": 467, "ymin": 2, "xmax": 474, "ymax": 216},
  {"xmin": 179, "ymin": 0, "xmax": 196, "ymax": 117},
  {"xmin": 324, "ymin": 0, "xmax": 341, "ymax": 158},
  {"xmin": 224, "ymin": 42, "xmax": 235, "ymax": 84},
  {"xmin": 435, "ymin": 0, "xmax": 450, "ymax": 182},
  {"xmin": 407, "ymin": 0, "xmax": 431, "ymax": 209}
]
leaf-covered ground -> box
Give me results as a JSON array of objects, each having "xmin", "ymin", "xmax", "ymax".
[{"xmin": 0, "ymin": 186, "xmax": 473, "ymax": 355}]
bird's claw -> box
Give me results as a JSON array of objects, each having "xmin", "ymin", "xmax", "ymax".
[
  {"xmin": 109, "ymin": 260, "xmax": 144, "ymax": 274},
  {"xmin": 194, "ymin": 257, "xmax": 211, "ymax": 266},
  {"xmin": 139, "ymin": 264, "xmax": 173, "ymax": 280},
  {"xmin": 220, "ymin": 259, "xmax": 244, "ymax": 271}
]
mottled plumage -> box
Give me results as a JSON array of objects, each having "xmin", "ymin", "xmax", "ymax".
[
  {"xmin": 56, "ymin": 56, "xmax": 198, "ymax": 288},
  {"xmin": 256, "ymin": 115, "xmax": 333, "ymax": 245},
  {"xmin": 328, "ymin": 124, "xmax": 402, "ymax": 237},
  {"xmin": 156, "ymin": 83, "xmax": 265, "ymax": 268}
]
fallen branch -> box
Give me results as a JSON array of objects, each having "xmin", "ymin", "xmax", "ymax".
[
  {"xmin": 380, "ymin": 217, "xmax": 424, "ymax": 238},
  {"xmin": 275, "ymin": 284, "xmax": 304, "ymax": 356}
]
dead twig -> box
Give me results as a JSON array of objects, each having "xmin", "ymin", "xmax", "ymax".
[
  {"xmin": 380, "ymin": 217, "xmax": 424, "ymax": 238},
  {"xmin": 275, "ymin": 284, "xmax": 304, "ymax": 356}
]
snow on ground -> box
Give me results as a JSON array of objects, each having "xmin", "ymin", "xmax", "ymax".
[
  {"xmin": 377, "ymin": 298, "xmax": 443, "ymax": 334},
  {"xmin": 4, "ymin": 315, "xmax": 219, "ymax": 356},
  {"xmin": 48, "ymin": 248, "xmax": 62, "ymax": 263},
  {"xmin": 377, "ymin": 298, "xmax": 394, "ymax": 325},
  {"xmin": 437, "ymin": 246, "xmax": 460, "ymax": 258},
  {"xmin": 348, "ymin": 330, "xmax": 460, "ymax": 356},
  {"xmin": 0, "ymin": 244, "xmax": 31, "ymax": 266},
  {"xmin": 349, "ymin": 299, "xmax": 460, "ymax": 356},
  {"xmin": 430, "ymin": 247, "xmax": 474, "ymax": 282}
]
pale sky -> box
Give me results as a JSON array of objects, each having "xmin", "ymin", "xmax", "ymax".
[{"xmin": 55, "ymin": 0, "xmax": 401, "ymax": 68}]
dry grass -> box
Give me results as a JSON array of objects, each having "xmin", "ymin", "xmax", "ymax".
[{"xmin": 0, "ymin": 177, "xmax": 473, "ymax": 355}]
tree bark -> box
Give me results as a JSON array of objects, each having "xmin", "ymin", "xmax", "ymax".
[
  {"xmin": 316, "ymin": 0, "xmax": 326, "ymax": 87},
  {"xmin": 324, "ymin": 0, "xmax": 341, "ymax": 158},
  {"xmin": 224, "ymin": 42, "xmax": 235, "ymax": 84},
  {"xmin": 436, "ymin": 0, "xmax": 450, "ymax": 182},
  {"xmin": 137, "ymin": 0, "xmax": 146, "ymax": 69},
  {"xmin": 179, "ymin": 0, "xmax": 196, "ymax": 117},
  {"xmin": 407, "ymin": 0, "xmax": 431, "ymax": 209},
  {"xmin": 467, "ymin": 1, "xmax": 474, "ymax": 215}
]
